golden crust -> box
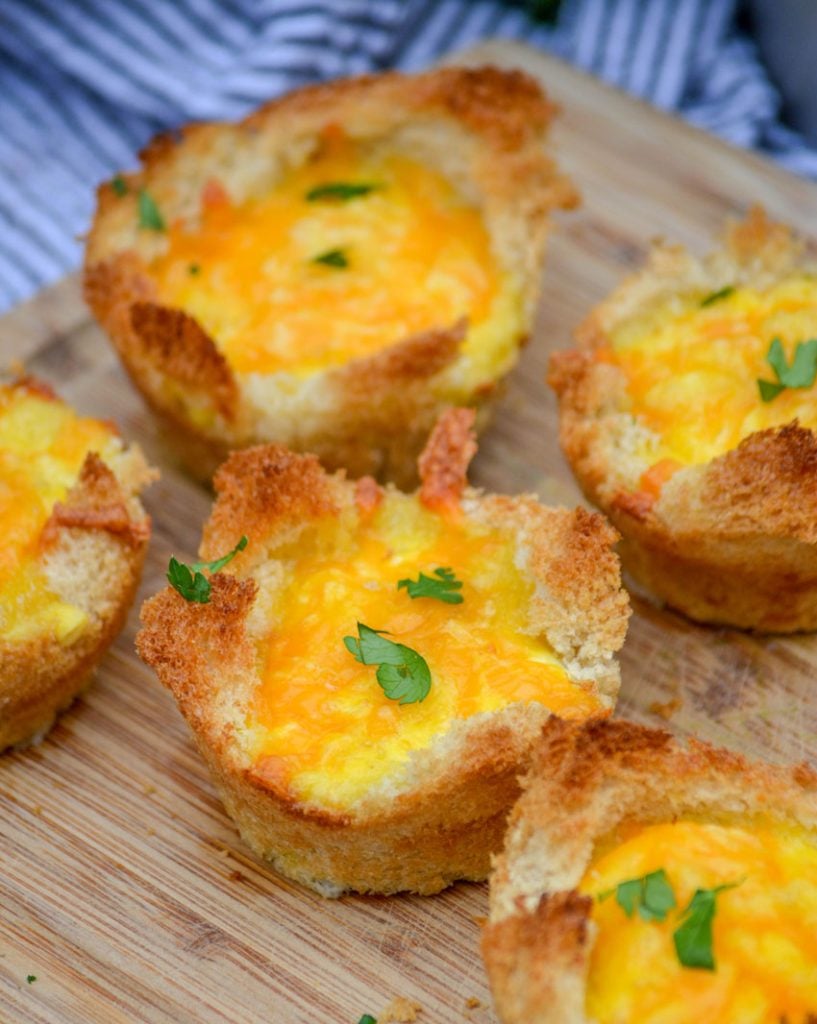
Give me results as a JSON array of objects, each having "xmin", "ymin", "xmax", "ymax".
[
  {"xmin": 42, "ymin": 451, "xmax": 151, "ymax": 547},
  {"xmin": 482, "ymin": 717, "xmax": 817, "ymax": 1024},
  {"xmin": 128, "ymin": 301, "xmax": 238, "ymax": 423},
  {"xmin": 484, "ymin": 890, "xmax": 592, "ymax": 1023},
  {"xmin": 0, "ymin": 394, "xmax": 155, "ymax": 750},
  {"xmin": 549, "ymin": 208, "xmax": 817, "ymax": 630},
  {"xmin": 85, "ymin": 66, "xmax": 577, "ymax": 488},
  {"xmin": 418, "ymin": 406, "xmax": 478, "ymax": 511},
  {"xmin": 136, "ymin": 413, "xmax": 628, "ymax": 896},
  {"xmin": 201, "ymin": 443, "xmax": 341, "ymax": 565}
]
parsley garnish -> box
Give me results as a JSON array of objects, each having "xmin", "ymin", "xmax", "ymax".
[
  {"xmin": 306, "ymin": 182, "xmax": 377, "ymax": 202},
  {"xmin": 26, "ymin": 975, "xmax": 36, "ymax": 984},
  {"xmin": 398, "ymin": 567, "xmax": 463, "ymax": 605},
  {"xmin": 601, "ymin": 869, "xmax": 741, "ymax": 971},
  {"xmin": 188, "ymin": 262, "xmax": 201, "ymax": 276},
  {"xmin": 138, "ymin": 188, "xmax": 165, "ymax": 231},
  {"xmin": 111, "ymin": 175, "xmax": 128, "ymax": 197},
  {"xmin": 673, "ymin": 880, "xmax": 741, "ymax": 970},
  {"xmin": 312, "ymin": 248, "xmax": 349, "ymax": 269},
  {"xmin": 757, "ymin": 336, "xmax": 817, "ymax": 401},
  {"xmin": 167, "ymin": 536, "xmax": 248, "ymax": 604},
  {"xmin": 344, "ymin": 623, "xmax": 431, "ymax": 705},
  {"xmin": 358, "ymin": 1016, "xmax": 377, "ymax": 1024},
  {"xmin": 599, "ymin": 869, "xmax": 675, "ymax": 922},
  {"xmin": 700, "ymin": 285, "xmax": 734, "ymax": 307}
]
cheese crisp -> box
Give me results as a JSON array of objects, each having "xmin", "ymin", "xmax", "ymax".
[
  {"xmin": 550, "ymin": 209, "xmax": 817, "ymax": 630},
  {"xmin": 483, "ymin": 718, "xmax": 817, "ymax": 1024},
  {"xmin": 85, "ymin": 66, "xmax": 577, "ymax": 486},
  {"xmin": 0, "ymin": 379, "xmax": 153, "ymax": 750},
  {"xmin": 138, "ymin": 410, "xmax": 629, "ymax": 896}
]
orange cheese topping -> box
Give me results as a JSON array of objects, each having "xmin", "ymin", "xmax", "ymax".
[
  {"xmin": 245, "ymin": 492, "xmax": 602, "ymax": 808},
  {"xmin": 580, "ymin": 820, "xmax": 817, "ymax": 1023},
  {"xmin": 608, "ymin": 277, "xmax": 817, "ymax": 479},
  {"xmin": 0, "ymin": 383, "xmax": 118, "ymax": 643},
  {"xmin": 150, "ymin": 136, "xmax": 519, "ymax": 380}
]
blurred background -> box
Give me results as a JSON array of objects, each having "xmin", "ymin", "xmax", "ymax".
[{"xmin": 0, "ymin": 0, "xmax": 815, "ymax": 312}]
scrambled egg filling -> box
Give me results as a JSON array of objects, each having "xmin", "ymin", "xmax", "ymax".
[
  {"xmin": 150, "ymin": 135, "xmax": 523, "ymax": 387},
  {"xmin": 0, "ymin": 385, "xmax": 118, "ymax": 644},
  {"xmin": 608, "ymin": 276, "xmax": 817, "ymax": 476},
  {"xmin": 580, "ymin": 820, "xmax": 817, "ymax": 1023},
  {"xmin": 246, "ymin": 492, "xmax": 601, "ymax": 808}
]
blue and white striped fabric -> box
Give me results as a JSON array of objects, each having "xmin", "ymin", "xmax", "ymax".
[{"xmin": 1, "ymin": 0, "xmax": 815, "ymax": 312}]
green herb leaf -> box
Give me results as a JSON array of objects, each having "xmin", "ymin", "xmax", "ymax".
[
  {"xmin": 111, "ymin": 175, "xmax": 128, "ymax": 197},
  {"xmin": 641, "ymin": 869, "xmax": 677, "ymax": 921},
  {"xmin": 615, "ymin": 878, "xmax": 641, "ymax": 917},
  {"xmin": 306, "ymin": 182, "xmax": 377, "ymax": 202},
  {"xmin": 673, "ymin": 880, "xmax": 741, "ymax": 970},
  {"xmin": 167, "ymin": 559, "xmax": 211, "ymax": 603},
  {"xmin": 194, "ymin": 535, "xmax": 248, "ymax": 575},
  {"xmin": 188, "ymin": 262, "xmax": 201, "ymax": 276},
  {"xmin": 312, "ymin": 248, "xmax": 349, "ymax": 269},
  {"xmin": 766, "ymin": 336, "xmax": 788, "ymax": 380},
  {"xmin": 138, "ymin": 188, "xmax": 165, "ymax": 231},
  {"xmin": 343, "ymin": 622, "xmax": 431, "ymax": 705},
  {"xmin": 611, "ymin": 869, "xmax": 676, "ymax": 922},
  {"xmin": 167, "ymin": 536, "xmax": 248, "ymax": 604},
  {"xmin": 358, "ymin": 1016, "xmax": 377, "ymax": 1024},
  {"xmin": 757, "ymin": 378, "xmax": 784, "ymax": 402},
  {"xmin": 757, "ymin": 336, "xmax": 817, "ymax": 401},
  {"xmin": 700, "ymin": 285, "xmax": 734, "ymax": 307},
  {"xmin": 784, "ymin": 338, "xmax": 817, "ymax": 385},
  {"xmin": 26, "ymin": 975, "xmax": 36, "ymax": 984},
  {"xmin": 398, "ymin": 566, "xmax": 464, "ymax": 604}
]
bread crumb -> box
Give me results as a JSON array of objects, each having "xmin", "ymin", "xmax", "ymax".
[
  {"xmin": 32, "ymin": 805, "xmax": 42, "ymax": 816},
  {"xmin": 145, "ymin": 826, "xmax": 156, "ymax": 837},
  {"xmin": 465, "ymin": 997, "xmax": 481, "ymax": 1009},
  {"xmin": 380, "ymin": 997, "xmax": 421, "ymax": 1022},
  {"xmin": 143, "ymin": 783, "xmax": 156, "ymax": 795},
  {"xmin": 649, "ymin": 698, "xmax": 682, "ymax": 720},
  {"xmin": 228, "ymin": 870, "xmax": 246, "ymax": 882}
]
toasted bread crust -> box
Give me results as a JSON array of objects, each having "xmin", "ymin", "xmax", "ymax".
[
  {"xmin": 137, "ymin": 412, "xmax": 628, "ymax": 896},
  {"xmin": 419, "ymin": 406, "xmax": 478, "ymax": 511},
  {"xmin": 483, "ymin": 717, "xmax": 817, "ymax": 1023},
  {"xmin": 129, "ymin": 302, "xmax": 239, "ymax": 422},
  {"xmin": 549, "ymin": 208, "xmax": 817, "ymax": 630},
  {"xmin": 484, "ymin": 890, "xmax": 592, "ymax": 1023},
  {"xmin": 85, "ymin": 66, "xmax": 577, "ymax": 487},
  {"xmin": 0, "ymin": 402, "xmax": 155, "ymax": 750}
]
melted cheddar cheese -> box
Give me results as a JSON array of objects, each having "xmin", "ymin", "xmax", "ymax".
[
  {"xmin": 580, "ymin": 820, "xmax": 817, "ymax": 1023},
  {"xmin": 150, "ymin": 136, "xmax": 523, "ymax": 386},
  {"xmin": 245, "ymin": 492, "xmax": 601, "ymax": 808},
  {"xmin": 0, "ymin": 384, "xmax": 119, "ymax": 644},
  {"xmin": 608, "ymin": 276, "xmax": 817, "ymax": 474}
]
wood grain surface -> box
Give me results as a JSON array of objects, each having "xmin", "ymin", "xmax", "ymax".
[{"xmin": 3, "ymin": 41, "xmax": 817, "ymax": 1024}]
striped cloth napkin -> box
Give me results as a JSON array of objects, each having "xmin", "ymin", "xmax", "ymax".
[{"xmin": 1, "ymin": 0, "xmax": 815, "ymax": 311}]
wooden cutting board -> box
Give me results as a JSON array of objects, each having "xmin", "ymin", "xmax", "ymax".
[{"xmin": 3, "ymin": 40, "xmax": 817, "ymax": 1024}]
